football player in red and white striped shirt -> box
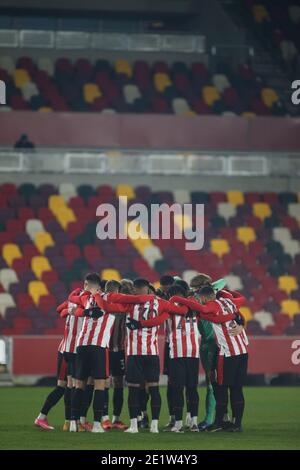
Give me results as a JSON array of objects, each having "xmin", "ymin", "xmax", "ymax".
[
  {"xmin": 34, "ymin": 299, "xmax": 83, "ymax": 431},
  {"xmin": 68, "ymin": 273, "xmax": 129, "ymax": 433},
  {"xmin": 156, "ymin": 275, "xmax": 175, "ymax": 431},
  {"xmin": 101, "ymin": 279, "xmax": 129, "ymax": 432},
  {"xmin": 55, "ymin": 289, "xmax": 86, "ymax": 431},
  {"xmin": 128, "ymin": 284, "xmax": 237, "ymax": 433},
  {"xmin": 171, "ymin": 284, "xmax": 248, "ymax": 433},
  {"xmin": 108, "ymin": 278, "xmax": 189, "ymax": 434}
]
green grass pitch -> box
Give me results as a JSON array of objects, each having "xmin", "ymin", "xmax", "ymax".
[{"xmin": 0, "ymin": 386, "xmax": 299, "ymax": 450}]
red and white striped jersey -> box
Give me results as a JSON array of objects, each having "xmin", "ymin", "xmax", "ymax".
[
  {"xmin": 58, "ymin": 338, "xmax": 64, "ymax": 353},
  {"xmin": 60, "ymin": 314, "xmax": 84, "ymax": 353},
  {"xmin": 76, "ymin": 294, "xmax": 116, "ymax": 348},
  {"xmin": 57, "ymin": 299, "xmax": 83, "ymax": 354},
  {"xmin": 167, "ymin": 314, "xmax": 200, "ymax": 359},
  {"xmin": 212, "ymin": 297, "xmax": 249, "ymax": 357},
  {"xmin": 127, "ymin": 298, "xmax": 160, "ymax": 356}
]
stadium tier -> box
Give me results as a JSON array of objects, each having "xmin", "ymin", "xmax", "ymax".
[
  {"xmin": 234, "ymin": 0, "xmax": 300, "ymax": 68},
  {"xmin": 0, "ymin": 183, "xmax": 299, "ymax": 337},
  {"xmin": 0, "ymin": 55, "xmax": 287, "ymax": 116}
]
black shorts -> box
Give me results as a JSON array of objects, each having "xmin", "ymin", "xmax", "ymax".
[
  {"xmin": 169, "ymin": 357, "xmax": 199, "ymax": 388},
  {"xmin": 163, "ymin": 342, "xmax": 170, "ymax": 376},
  {"xmin": 57, "ymin": 351, "xmax": 67, "ymax": 382},
  {"xmin": 215, "ymin": 353, "xmax": 248, "ymax": 386},
  {"xmin": 76, "ymin": 345, "xmax": 109, "ymax": 381},
  {"xmin": 109, "ymin": 350, "xmax": 125, "ymax": 377},
  {"xmin": 63, "ymin": 352, "xmax": 77, "ymax": 378},
  {"xmin": 126, "ymin": 355, "xmax": 160, "ymax": 384}
]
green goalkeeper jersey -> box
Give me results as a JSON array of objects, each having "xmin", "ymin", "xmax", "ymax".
[
  {"xmin": 198, "ymin": 317, "xmax": 215, "ymax": 345},
  {"xmin": 194, "ymin": 293, "xmax": 216, "ymax": 347},
  {"xmin": 194, "ymin": 279, "xmax": 226, "ymax": 348}
]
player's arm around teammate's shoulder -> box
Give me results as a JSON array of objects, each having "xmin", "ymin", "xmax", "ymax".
[
  {"xmin": 160, "ymin": 298, "xmax": 188, "ymax": 316},
  {"xmin": 169, "ymin": 295, "xmax": 236, "ymax": 324},
  {"xmin": 126, "ymin": 311, "xmax": 169, "ymax": 330},
  {"xmin": 103, "ymin": 299, "xmax": 133, "ymax": 315},
  {"xmin": 68, "ymin": 287, "xmax": 89, "ymax": 305},
  {"xmin": 105, "ymin": 292, "xmax": 155, "ymax": 304},
  {"xmin": 218, "ymin": 288, "xmax": 246, "ymax": 307},
  {"xmin": 56, "ymin": 300, "xmax": 68, "ymax": 314}
]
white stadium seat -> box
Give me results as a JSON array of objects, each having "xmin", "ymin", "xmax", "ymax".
[{"xmin": 0, "ymin": 269, "xmax": 18, "ymax": 291}]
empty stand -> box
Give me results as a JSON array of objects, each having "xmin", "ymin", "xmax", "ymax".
[
  {"xmin": 0, "ymin": 183, "xmax": 299, "ymax": 335},
  {"xmin": 0, "ymin": 55, "xmax": 288, "ymax": 116}
]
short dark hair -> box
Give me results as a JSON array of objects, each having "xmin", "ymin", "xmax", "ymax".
[
  {"xmin": 99, "ymin": 279, "xmax": 107, "ymax": 290},
  {"xmin": 174, "ymin": 279, "xmax": 189, "ymax": 293},
  {"xmin": 105, "ymin": 280, "xmax": 121, "ymax": 293},
  {"xmin": 133, "ymin": 278, "xmax": 150, "ymax": 288},
  {"xmin": 167, "ymin": 284, "xmax": 187, "ymax": 298},
  {"xmin": 160, "ymin": 275, "xmax": 175, "ymax": 286},
  {"xmin": 85, "ymin": 272, "xmax": 101, "ymax": 286},
  {"xmin": 199, "ymin": 285, "xmax": 215, "ymax": 299}
]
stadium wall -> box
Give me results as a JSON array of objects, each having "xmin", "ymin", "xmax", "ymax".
[{"xmin": 1, "ymin": 112, "xmax": 300, "ymax": 152}]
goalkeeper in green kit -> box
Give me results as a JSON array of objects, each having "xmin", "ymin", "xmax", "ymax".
[{"xmin": 189, "ymin": 274, "xmax": 229, "ymax": 431}]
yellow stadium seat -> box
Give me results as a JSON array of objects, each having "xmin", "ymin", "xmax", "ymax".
[
  {"xmin": 83, "ymin": 83, "xmax": 102, "ymax": 103},
  {"xmin": 210, "ymin": 239, "xmax": 230, "ymax": 258},
  {"xmin": 2, "ymin": 243, "xmax": 22, "ymax": 267},
  {"xmin": 28, "ymin": 280, "xmax": 49, "ymax": 305},
  {"xmin": 242, "ymin": 112, "xmax": 256, "ymax": 118},
  {"xmin": 101, "ymin": 269, "xmax": 121, "ymax": 282},
  {"xmin": 237, "ymin": 227, "xmax": 256, "ymax": 246},
  {"xmin": 131, "ymin": 237, "xmax": 153, "ymax": 255},
  {"xmin": 281, "ymin": 299, "xmax": 300, "ymax": 319},
  {"xmin": 154, "ymin": 73, "xmax": 172, "ymax": 92},
  {"xmin": 34, "ymin": 232, "xmax": 55, "ymax": 254},
  {"xmin": 14, "ymin": 68, "xmax": 30, "ymax": 88},
  {"xmin": 183, "ymin": 110, "xmax": 196, "ymax": 117},
  {"xmin": 115, "ymin": 59, "xmax": 132, "ymax": 77},
  {"xmin": 227, "ymin": 190, "xmax": 244, "ymax": 206},
  {"xmin": 38, "ymin": 107, "xmax": 53, "ymax": 112},
  {"xmin": 261, "ymin": 88, "xmax": 279, "ymax": 108},
  {"xmin": 174, "ymin": 214, "xmax": 193, "ymax": 231},
  {"xmin": 252, "ymin": 5, "xmax": 269, "ymax": 23},
  {"xmin": 116, "ymin": 184, "xmax": 136, "ymax": 200},
  {"xmin": 278, "ymin": 276, "xmax": 298, "ymax": 295},
  {"xmin": 126, "ymin": 221, "xmax": 153, "ymax": 255},
  {"xmin": 31, "ymin": 256, "xmax": 52, "ymax": 279},
  {"xmin": 253, "ymin": 202, "xmax": 272, "ymax": 221},
  {"xmin": 239, "ymin": 306, "xmax": 253, "ymax": 322},
  {"xmin": 48, "ymin": 195, "xmax": 66, "ymax": 213},
  {"xmin": 202, "ymin": 86, "xmax": 220, "ymax": 106},
  {"xmin": 55, "ymin": 207, "xmax": 76, "ymax": 230}
]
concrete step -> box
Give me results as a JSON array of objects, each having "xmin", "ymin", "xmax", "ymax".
[
  {"xmin": 0, "ymin": 381, "xmax": 13, "ymax": 387},
  {"xmin": 0, "ymin": 373, "xmax": 13, "ymax": 386}
]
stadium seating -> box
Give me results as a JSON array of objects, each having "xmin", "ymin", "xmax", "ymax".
[
  {"xmin": 235, "ymin": 0, "xmax": 300, "ymax": 68},
  {"xmin": 0, "ymin": 54, "xmax": 289, "ymax": 116},
  {"xmin": 0, "ymin": 183, "xmax": 300, "ymax": 335}
]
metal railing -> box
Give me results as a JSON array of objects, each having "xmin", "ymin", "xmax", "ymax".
[
  {"xmin": 0, "ymin": 29, "xmax": 206, "ymax": 53},
  {"xmin": 0, "ymin": 148, "xmax": 299, "ymax": 177}
]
